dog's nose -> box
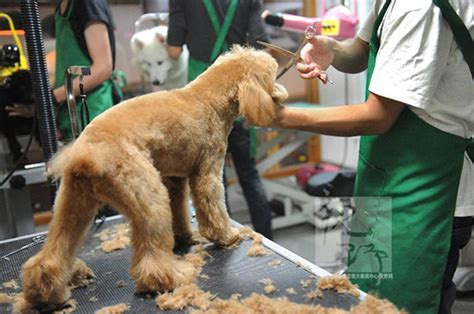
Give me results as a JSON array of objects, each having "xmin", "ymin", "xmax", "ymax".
[{"xmin": 152, "ymin": 80, "xmax": 161, "ymax": 85}]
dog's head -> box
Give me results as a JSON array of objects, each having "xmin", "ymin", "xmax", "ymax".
[
  {"xmin": 214, "ymin": 46, "xmax": 287, "ymax": 126},
  {"xmin": 131, "ymin": 26, "xmax": 172, "ymax": 86}
]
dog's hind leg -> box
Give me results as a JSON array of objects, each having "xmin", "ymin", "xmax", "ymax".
[
  {"xmin": 21, "ymin": 175, "xmax": 100, "ymax": 306},
  {"xmin": 163, "ymin": 177, "xmax": 196, "ymax": 247},
  {"xmin": 104, "ymin": 159, "xmax": 196, "ymax": 293},
  {"xmin": 189, "ymin": 162, "xmax": 240, "ymax": 246}
]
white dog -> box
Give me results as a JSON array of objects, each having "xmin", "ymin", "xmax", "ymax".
[{"xmin": 131, "ymin": 25, "xmax": 188, "ymax": 90}]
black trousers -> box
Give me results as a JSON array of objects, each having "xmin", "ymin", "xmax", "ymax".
[
  {"xmin": 224, "ymin": 120, "xmax": 272, "ymax": 239},
  {"xmin": 438, "ymin": 216, "xmax": 474, "ymax": 314}
]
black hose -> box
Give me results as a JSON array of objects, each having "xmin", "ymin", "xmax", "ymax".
[{"xmin": 20, "ymin": 0, "xmax": 58, "ymax": 200}]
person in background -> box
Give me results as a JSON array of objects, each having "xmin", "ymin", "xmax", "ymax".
[
  {"xmin": 7, "ymin": 0, "xmax": 117, "ymax": 141},
  {"xmin": 271, "ymin": 1, "xmax": 473, "ymax": 313},
  {"xmin": 166, "ymin": 0, "xmax": 273, "ymax": 239}
]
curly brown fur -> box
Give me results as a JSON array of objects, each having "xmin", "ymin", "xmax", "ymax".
[
  {"xmin": 351, "ymin": 294, "xmax": 407, "ymax": 314},
  {"xmin": 95, "ymin": 303, "xmax": 129, "ymax": 314},
  {"xmin": 316, "ymin": 274, "xmax": 360, "ymax": 298},
  {"xmin": 21, "ymin": 46, "xmax": 287, "ymax": 306}
]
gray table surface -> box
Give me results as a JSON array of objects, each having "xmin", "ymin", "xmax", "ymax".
[{"xmin": 0, "ymin": 216, "xmax": 361, "ymax": 313}]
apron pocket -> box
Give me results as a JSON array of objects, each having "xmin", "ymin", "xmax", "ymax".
[{"xmin": 355, "ymin": 152, "xmax": 387, "ymax": 198}]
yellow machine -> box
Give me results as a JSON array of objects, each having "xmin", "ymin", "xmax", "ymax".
[{"xmin": 0, "ymin": 12, "xmax": 28, "ymax": 81}]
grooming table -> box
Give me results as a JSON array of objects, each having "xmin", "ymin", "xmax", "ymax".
[{"xmin": 0, "ymin": 216, "xmax": 362, "ymax": 313}]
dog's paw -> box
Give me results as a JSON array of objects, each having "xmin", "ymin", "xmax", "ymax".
[
  {"xmin": 219, "ymin": 227, "xmax": 241, "ymax": 246},
  {"xmin": 21, "ymin": 253, "xmax": 71, "ymax": 305},
  {"xmin": 174, "ymin": 230, "xmax": 209, "ymax": 247},
  {"xmin": 200, "ymin": 226, "xmax": 241, "ymax": 247},
  {"xmin": 174, "ymin": 235, "xmax": 200, "ymax": 248},
  {"xmin": 69, "ymin": 258, "xmax": 95, "ymax": 289},
  {"xmin": 132, "ymin": 253, "xmax": 197, "ymax": 293}
]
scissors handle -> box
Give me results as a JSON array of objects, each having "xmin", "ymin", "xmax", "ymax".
[{"xmin": 304, "ymin": 24, "xmax": 317, "ymax": 39}]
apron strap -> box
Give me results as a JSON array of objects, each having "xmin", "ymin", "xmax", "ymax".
[
  {"xmin": 366, "ymin": 0, "xmax": 392, "ymax": 96},
  {"xmin": 369, "ymin": 0, "xmax": 392, "ymax": 52},
  {"xmin": 433, "ymin": 0, "xmax": 474, "ymax": 78},
  {"xmin": 432, "ymin": 0, "xmax": 474, "ymax": 163},
  {"xmin": 202, "ymin": 0, "xmax": 238, "ymax": 63},
  {"xmin": 64, "ymin": 0, "xmax": 75, "ymax": 19}
]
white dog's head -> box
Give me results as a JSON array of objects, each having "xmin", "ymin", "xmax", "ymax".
[{"xmin": 131, "ymin": 26, "xmax": 172, "ymax": 86}]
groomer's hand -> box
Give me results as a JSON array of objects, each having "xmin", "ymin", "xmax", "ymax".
[
  {"xmin": 297, "ymin": 35, "xmax": 335, "ymax": 81},
  {"xmin": 6, "ymin": 104, "xmax": 35, "ymax": 118}
]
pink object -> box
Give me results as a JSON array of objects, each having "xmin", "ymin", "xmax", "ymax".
[
  {"xmin": 280, "ymin": 15, "xmax": 322, "ymax": 34},
  {"xmin": 296, "ymin": 163, "xmax": 340, "ymax": 187},
  {"xmin": 264, "ymin": 1, "xmax": 358, "ymax": 41}
]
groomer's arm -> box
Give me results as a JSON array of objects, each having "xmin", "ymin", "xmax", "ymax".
[
  {"xmin": 52, "ymin": 22, "xmax": 112, "ymax": 104},
  {"xmin": 167, "ymin": 0, "xmax": 185, "ymax": 60},
  {"xmin": 275, "ymin": 93, "xmax": 405, "ymax": 136}
]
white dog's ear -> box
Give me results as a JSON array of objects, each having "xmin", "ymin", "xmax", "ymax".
[
  {"xmin": 155, "ymin": 31, "xmax": 166, "ymax": 44},
  {"xmin": 132, "ymin": 37, "xmax": 144, "ymax": 51},
  {"xmin": 238, "ymin": 75, "xmax": 288, "ymax": 126}
]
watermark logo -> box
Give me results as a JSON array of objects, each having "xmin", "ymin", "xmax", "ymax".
[{"xmin": 314, "ymin": 197, "xmax": 393, "ymax": 284}]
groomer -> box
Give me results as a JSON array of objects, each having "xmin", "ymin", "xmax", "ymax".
[
  {"xmin": 272, "ymin": 0, "xmax": 473, "ymax": 313},
  {"xmin": 166, "ymin": 0, "xmax": 274, "ymax": 239}
]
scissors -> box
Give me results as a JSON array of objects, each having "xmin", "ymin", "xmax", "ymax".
[
  {"xmin": 1, "ymin": 235, "xmax": 46, "ymax": 260},
  {"xmin": 258, "ymin": 25, "xmax": 333, "ymax": 84}
]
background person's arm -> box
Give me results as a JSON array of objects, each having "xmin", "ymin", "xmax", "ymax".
[
  {"xmin": 167, "ymin": 46, "xmax": 183, "ymax": 60},
  {"xmin": 167, "ymin": 0, "xmax": 186, "ymax": 60},
  {"xmin": 52, "ymin": 22, "xmax": 113, "ymax": 104},
  {"xmin": 248, "ymin": 0, "xmax": 269, "ymax": 46}
]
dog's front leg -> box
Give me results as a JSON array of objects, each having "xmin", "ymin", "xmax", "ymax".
[{"xmin": 189, "ymin": 163, "xmax": 240, "ymax": 246}]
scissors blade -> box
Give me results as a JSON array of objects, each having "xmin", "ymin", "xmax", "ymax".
[
  {"xmin": 277, "ymin": 37, "xmax": 309, "ymax": 79},
  {"xmin": 257, "ymin": 41, "xmax": 296, "ymax": 58},
  {"xmin": 276, "ymin": 65, "xmax": 292, "ymax": 79}
]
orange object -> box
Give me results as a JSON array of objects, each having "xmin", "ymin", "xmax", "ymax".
[{"xmin": 0, "ymin": 29, "xmax": 25, "ymax": 36}]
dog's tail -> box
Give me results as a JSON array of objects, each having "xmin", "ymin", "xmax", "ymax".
[{"xmin": 47, "ymin": 142, "xmax": 103, "ymax": 181}]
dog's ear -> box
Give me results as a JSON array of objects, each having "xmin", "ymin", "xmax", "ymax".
[
  {"xmin": 131, "ymin": 37, "xmax": 144, "ymax": 51},
  {"xmin": 155, "ymin": 31, "xmax": 166, "ymax": 44},
  {"xmin": 238, "ymin": 75, "xmax": 287, "ymax": 127}
]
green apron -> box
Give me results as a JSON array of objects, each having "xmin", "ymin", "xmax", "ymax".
[
  {"xmin": 188, "ymin": 0, "xmax": 257, "ymax": 157},
  {"xmin": 187, "ymin": 0, "xmax": 238, "ymax": 82},
  {"xmin": 54, "ymin": 0, "xmax": 113, "ymax": 141},
  {"xmin": 346, "ymin": 1, "xmax": 473, "ymax": 313}
]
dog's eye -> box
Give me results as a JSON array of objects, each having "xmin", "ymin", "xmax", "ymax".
[{"xmin": 157, "ymin": 61, "xmax": 163, "ymax": 66}]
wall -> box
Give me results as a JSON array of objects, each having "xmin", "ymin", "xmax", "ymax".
[{"xmin": 317, "ymin": 0, "xmax": 373, "ymax": 169}]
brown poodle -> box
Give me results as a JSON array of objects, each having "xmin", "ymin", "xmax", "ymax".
[{"xmin": 21, "ymin": 46, "xmax": 288, "ymax": 306}]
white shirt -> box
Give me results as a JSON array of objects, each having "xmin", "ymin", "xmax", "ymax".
[{"xmin": 358, "ymin": 0, "xmax": 474, "ymax": 216}]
